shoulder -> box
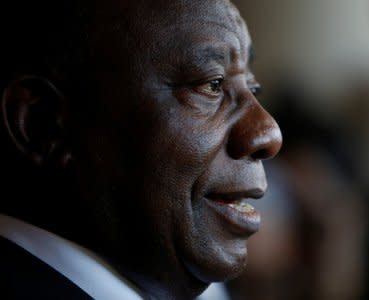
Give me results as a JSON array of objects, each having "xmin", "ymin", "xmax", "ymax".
[{"xmin": 0, "ymin": 237, "xmax": 92, "ymax": 300}]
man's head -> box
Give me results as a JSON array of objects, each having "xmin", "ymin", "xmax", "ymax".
[{"xmin": 0, "ymin": 0, "xmax": 282, "ymax": 298}]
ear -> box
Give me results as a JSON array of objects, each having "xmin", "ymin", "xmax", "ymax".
[{"xmin": 1, "ymin": 76, "xmax": 72, "ymax": 167}]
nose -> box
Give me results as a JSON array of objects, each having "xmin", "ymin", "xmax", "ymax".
[{"xmin": 227, "ymin": 96, "xmax": 282, "ymax": 161}]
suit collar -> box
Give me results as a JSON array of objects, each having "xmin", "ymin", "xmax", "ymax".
[{"xmin": 0, "ymin": 214, "xmax": 145, "ymax": 300}]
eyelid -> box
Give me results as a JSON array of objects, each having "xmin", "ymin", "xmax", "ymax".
[
  {"xmin": 193, "ymin": 76, "xmax": 224, "ymax": 97},
  {"xmin": 193, "ymin": 75, "xmax": 224, "ymax": 86},
  {"xmin": 246, "ymin": 73, "xmax": 261, "ymax": 96},
  {"xmin": 247, "ymin": 81, "xmax": 261, "ymax": 96}
]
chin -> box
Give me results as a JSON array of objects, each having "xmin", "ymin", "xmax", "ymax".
[
  {"xmin": 173, "ymin": 196, "xmax": 254, "ymax": 284},
  {"xmin": 178, "ymin": 235, "xmax": 249, "ymax": 284}
]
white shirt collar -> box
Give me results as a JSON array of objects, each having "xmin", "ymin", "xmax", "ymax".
[
  {"xmin": 0, "ymin": 214, "xmax": 145, "ymax": 300},
  {"xmin": 0, "ymin": 214, "xmax": 229, "ymax": 300}
]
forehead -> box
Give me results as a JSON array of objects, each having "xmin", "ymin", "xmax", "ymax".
[
  {"xmin": 151, "ymin": 1, "xmax": 249, "ymax": 42},
  {"xmin": 139, "ymin": 1, "xmax": 252, "ymax": 66},
  {"xmin": 88, "ymin": 0, "xmax": 252, "ymax": 78}
]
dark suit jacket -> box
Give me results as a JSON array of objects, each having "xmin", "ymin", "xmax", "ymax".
[{"xmin": 0, "ymin": 236, "xmax": 93, "ymax": 300}]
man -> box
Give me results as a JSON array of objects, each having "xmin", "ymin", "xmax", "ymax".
[{"xmin": 0, "ymin": 0, "xmax": 282, "ymax": 299}]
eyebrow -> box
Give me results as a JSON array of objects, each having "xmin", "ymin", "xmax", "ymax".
[
  {"xmin": 190, "ymin": 43, "xmax": 255, "ymax": 68},
  {"xmin": 189, "ymin": 46, "xmax": 228, "ymax": 67}
]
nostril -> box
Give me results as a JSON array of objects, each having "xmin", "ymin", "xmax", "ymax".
[
  {"xmin": 250, "ymin": 148, "xmax": 269, "ymax": 160},
  {"xmin": 250, "ymin": 142, "xmax": 281, "ymax": 160}
]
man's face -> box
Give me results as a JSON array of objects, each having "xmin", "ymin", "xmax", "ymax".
[{"xmin": 73, "ymin": 0, "xmax": 282, "ymax": 286}]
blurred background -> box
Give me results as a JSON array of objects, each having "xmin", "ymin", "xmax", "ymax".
[{"xmin": 227, "ymin": 1, "xmax": 369, "ymax": 299}]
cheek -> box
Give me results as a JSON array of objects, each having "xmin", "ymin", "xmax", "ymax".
[
  {"xmin": 146, "ymin": 110, "xmax": 228, "ymax": 179},
  {"xmin": 134, "ymin": 105, "xmax": 228, "ymax": 226}
]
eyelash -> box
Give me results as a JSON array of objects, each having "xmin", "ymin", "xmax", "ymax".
[
  {"xmin": 196, "ymin": 80, "xmax": 261, "ymax": 97},
  {"xmin": 194, "ymin": 77, "xmax": 224, "ymax": 98},
  {"xmin": 248, "ymin": 83, "xmax": 262, "ymax": 96},
  {"xmin": 189, "ymin": 75, "xmax": 262, "ymax": 100}
]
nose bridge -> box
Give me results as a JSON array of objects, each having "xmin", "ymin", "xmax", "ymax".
[{"xmin": 227, "ymin": 99, "xmax": 282, "ymax": 160}]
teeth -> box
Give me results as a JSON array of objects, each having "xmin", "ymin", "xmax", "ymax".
[
  {"xmin": 228, "ymin": 202, "xmax": 255, "ymax": 213},
  {"xmin": 239, "ymin": 199, "xmax": 249, "ymax": 205}
]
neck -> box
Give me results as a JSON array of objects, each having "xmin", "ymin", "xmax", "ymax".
[
  {"xmin": 119, "ymin": 265, "xmax": 208, "ymax": 300},
  {"xmin": 100, "ymin": 234, "xmax": 208, "ymax": 300}
]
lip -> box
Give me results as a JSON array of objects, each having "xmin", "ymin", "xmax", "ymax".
[{"xmin": 204, "ymin": 191, "xmax": 262, "ymax": 237}]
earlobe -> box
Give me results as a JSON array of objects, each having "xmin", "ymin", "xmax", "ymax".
[{"xmin": 1, "ymin": 76, "xmax": 71, "ymax": 166}]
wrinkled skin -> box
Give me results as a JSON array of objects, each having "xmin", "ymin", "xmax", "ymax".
[
  {"xmin": 67, "ymin": 1, "xmax": 282, "ymax": 299},
  {"xmin": 2, "ymin": 0, "xmax": 282, "ymax": 299}
]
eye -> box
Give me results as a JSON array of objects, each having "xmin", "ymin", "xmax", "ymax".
[
  {"xmin": 195, "ymin": 78, "xmax": 224, "ymax": 97},
  {"xmin": 246, "ymin": 75, "xmax": 262, "ymax": 96},
  {"xmin": 249, "ymin": 83, "xmax": 262, "ymax": 96}
]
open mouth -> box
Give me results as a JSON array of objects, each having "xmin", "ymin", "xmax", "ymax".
[
  {"xmin": 207, "ymin": 194, "xmax": 256, "ymax": 213},
  {"xmin": 204, "ymin": 192, "xmax": 262, "ymax": 236},
  {"xmin": 206, "ymin": 193, "xmax": 262, "ymax": 213}
]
